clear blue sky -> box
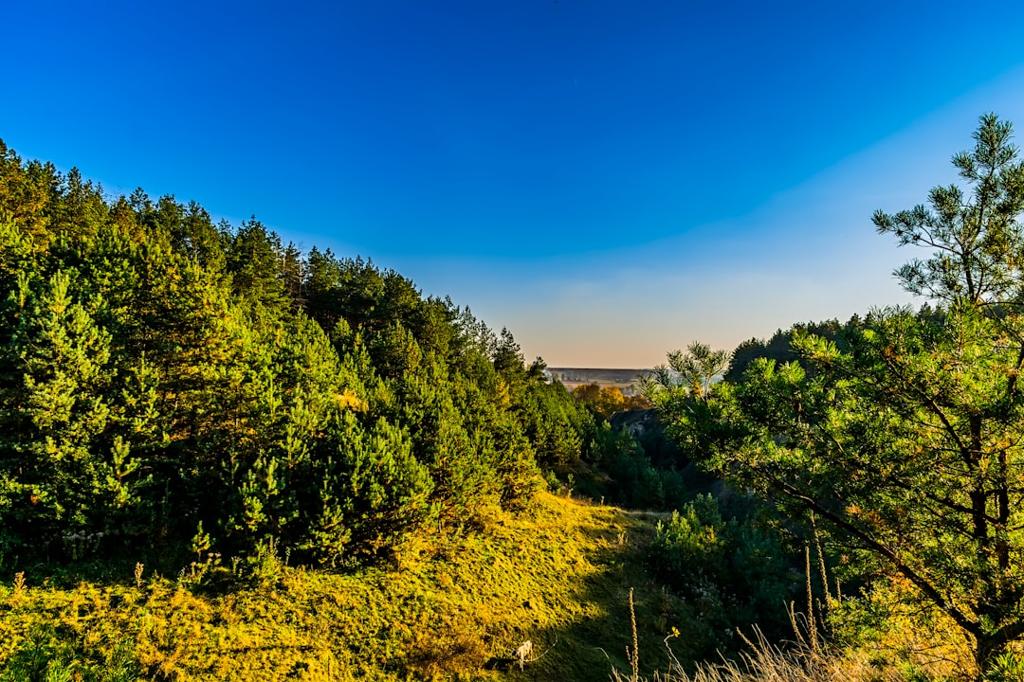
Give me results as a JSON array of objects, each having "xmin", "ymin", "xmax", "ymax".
[{"xmin": 4, "ymin": 1, "xmax": 1024, "ymax": 366}]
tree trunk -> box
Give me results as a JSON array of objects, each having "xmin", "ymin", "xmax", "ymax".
[{"xmin": 974, "ymin": 633, "xmax": 1007, "ymax": 680}]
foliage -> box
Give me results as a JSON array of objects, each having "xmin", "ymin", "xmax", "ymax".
[
  {"xmin": 0, "ymin": 138, "xmax": 595, "ymax": 570},
  {"xmin": 572, "ymin": 383, "xmax": 651, "ymax": 419},
  {"xmin": 652, "ymin": 114, "xmax": 1024, "ymax": 672},
  {"xmin": 0, "ymin": 624, "xmax": 139, "ymax": 682},
  {"xmin": 650, "ymin": 495, "xmax": 795, "ymax": 654},
  {"xmin": 574, "ymin": 424, "xmax": 691, "ymax": 510},
  {"xmin": 724, "ymin": 319, "xmax": 857, "ymax": 383}
]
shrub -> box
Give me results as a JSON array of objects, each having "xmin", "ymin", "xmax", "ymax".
[{"xmin": 650, "ymin": 495, "xmax": 795, "ymax": 654}]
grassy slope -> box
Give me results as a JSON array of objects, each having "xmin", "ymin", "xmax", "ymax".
[{"xmin": 0, "ymin": 493, "xmax": 696, "ymax": 681}]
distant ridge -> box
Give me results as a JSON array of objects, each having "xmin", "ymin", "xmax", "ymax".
[{"xmin": 546, "ymin": 367, "xmax": 654, "ymax": 395}]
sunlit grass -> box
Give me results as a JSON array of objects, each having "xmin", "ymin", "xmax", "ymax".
[{"xmin": 1, "ymin": 492, "xmax": 693, "ymax": 680}]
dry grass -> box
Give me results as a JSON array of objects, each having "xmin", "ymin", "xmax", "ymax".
[
  {"xmin": 608, "ymin": 583, "xmax": 986, "ymax": 682},
  {"xmin": 612, "ymin": 625, "xmax": 905, "ymax": 682},
  {"xmin": 610, "ymin": 572, "xmax": 913, "ymax": 682}
]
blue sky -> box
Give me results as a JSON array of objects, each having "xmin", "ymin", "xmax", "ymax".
[{"xmin": 4, "ymin": 1, "xmax": 1024, "ymax": 366}]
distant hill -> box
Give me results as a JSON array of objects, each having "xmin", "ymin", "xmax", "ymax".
[{"xmin": 546, "ymin": 367, "xmax": 653, "ymax": 395}]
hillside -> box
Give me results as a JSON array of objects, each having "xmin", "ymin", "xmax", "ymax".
[
  {"xmin": 1, "ymin": 492, "xmax": 697, "ymax": 681},
  {"xmin": 0, "ymin": 136, "xmax": 737, "ymax": 682}
]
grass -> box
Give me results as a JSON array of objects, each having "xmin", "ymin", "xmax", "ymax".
[
  {"xmin": 0, "ymin": 492, "xmax": 699, "ymax": 681},
  {"xmin": 609, "ymin": 603, "xmax": 909, "ymax": 682},
  {"xmin": 609, "ymin": 628, "xmax": 907, "ymax": 682}
]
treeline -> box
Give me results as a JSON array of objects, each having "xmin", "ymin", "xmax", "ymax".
[
  {"xmin": 0, "ymin": 140, "xmax": 596, "ymax": 570},
  {"xmin": 647, "ymin": 114, "xmax": 1024, "ymax": 675},
  {"xmin": 725, "ymin": 319, "xmax": 852, "ymax": 382}
]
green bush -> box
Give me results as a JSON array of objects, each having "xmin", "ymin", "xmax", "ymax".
[
  {"xmin": 650, "ymin": 495, "xmax": 795, "ymax": 654},
  {"xmin": 1, "ymin": 625, "xmax": 139, "ymax": 682}
]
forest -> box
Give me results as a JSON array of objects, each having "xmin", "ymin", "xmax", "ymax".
[{"xmin": 2, "ymin": 114, "xmax": 1024, "ymax": 681}]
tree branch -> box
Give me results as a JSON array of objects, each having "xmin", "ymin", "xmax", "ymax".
[{"xmin": 766, "ymin": 476, "xmax": 980, "ymax": 637}]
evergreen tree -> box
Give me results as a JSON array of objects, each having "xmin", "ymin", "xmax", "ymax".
[{"xmin": 657, "ymin": 114, "xmax": 1024, "ymax": 671}]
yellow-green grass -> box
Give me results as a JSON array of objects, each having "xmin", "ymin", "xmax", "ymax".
[{"xmin": 0, "ymin": 493, "xmax": 694, "ymax": 681}]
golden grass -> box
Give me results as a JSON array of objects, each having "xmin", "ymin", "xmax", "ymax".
[{"xmin": 1, "ymin": 492, "xmax": 692, "ymax": 681}]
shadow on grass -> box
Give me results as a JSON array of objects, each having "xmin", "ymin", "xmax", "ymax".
[
  {"xmin": 493, "ymin": 506, "xmax": 795, "ymax": 682},
  {"xmin": 483, "ymin": 510, "xmax": 693, "ymax": 682}
]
